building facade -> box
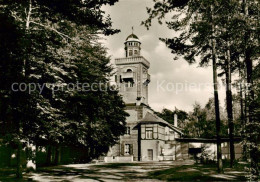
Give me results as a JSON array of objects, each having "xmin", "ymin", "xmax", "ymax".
[
  {"xmin": 105, "ymin": 33, "xmax": 183, "ymax": 162},
  {"xmin": 104, "ymin": 33, "xmax": 244, "ymax": 162}
]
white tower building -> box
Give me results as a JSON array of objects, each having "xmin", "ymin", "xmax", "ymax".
[{"xmin": 115, "ymin": 33, "xmax": 150, "ymax": 105}]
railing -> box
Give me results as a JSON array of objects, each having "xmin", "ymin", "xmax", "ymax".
[{"xmin": 115, "ymin": 56, "xmax": 150, "ymax": 68}]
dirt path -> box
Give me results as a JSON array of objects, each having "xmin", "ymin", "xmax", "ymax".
[
  {"xmin": 1, "ymin": 160, "xmax": 247, "ymax": 181},
  {"xmin": 25, "ymin": 161, "xmax": 194, "ymax": 182}
]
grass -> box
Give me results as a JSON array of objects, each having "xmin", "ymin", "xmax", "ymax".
[{"xmin": 148, "ymin": 161, "xmax": 248, "ymax": 181}]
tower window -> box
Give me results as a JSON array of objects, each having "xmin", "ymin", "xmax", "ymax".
[
  {"xmin": 126, "ymin": 69, "xmax": 132, "ymax": 72},
  {"xmin": 129, "ymin": 50, "xmax": 133, "ymax": 56},
  {"xmin": 134, "ymin": 50, "xmax": 138, "ymax": 55},
  {"xmin": 125, "ymin": 81, "xmax": 134, "ymax": 88}
]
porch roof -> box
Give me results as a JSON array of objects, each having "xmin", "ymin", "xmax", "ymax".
[{"xmin": 134, "ymin": 112, "xmax": 183, "ymax": 135}]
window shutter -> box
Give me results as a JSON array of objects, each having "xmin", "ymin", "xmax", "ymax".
[
  {"xmin": 130, "ymin": 144, "xmax": 133, "ymax": 155},
  {"xmin": 121, "ymin": 143, "xmax": 124, "ymax": 156}
]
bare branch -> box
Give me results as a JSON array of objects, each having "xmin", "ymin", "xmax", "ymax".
[{"xmin": 30, "ymin": 21, "xmax": 73, "ymax": 41}]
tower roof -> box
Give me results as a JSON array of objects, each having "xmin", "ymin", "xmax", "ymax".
[{"xmin": 126, "ymin": 33, "xmax": 139, "ymax": 41}]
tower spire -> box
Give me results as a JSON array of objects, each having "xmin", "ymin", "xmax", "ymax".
[{"xmin": 132, "ymin": 26, "xmax": 134, "ymax": 34}]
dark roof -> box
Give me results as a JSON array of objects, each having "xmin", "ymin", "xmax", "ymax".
[
  {"xmin": 136, "ymin": 112, "xmax": 183, "ymax": 135},
  {"xmin": 126, "ymin": 33, "xmax": 139, "ymax": 40},
  {"xmin": 140, "ymin": 112, "xmax": 160, "ymax": 122}
]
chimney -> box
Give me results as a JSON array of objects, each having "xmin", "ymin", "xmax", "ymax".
[{"xmin": 174, "ymin": 114, "xmax": 178, "ymax": 127}]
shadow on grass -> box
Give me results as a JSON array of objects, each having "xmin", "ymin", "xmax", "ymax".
[
  {"xmin": 0, "ymin": 163, "xmax": 145, "ymax": 182},
  {"xmin": 148, "ymin": 162, "xmax": 247, "ymax": 181},
  {"xmin": 93, "ymin": 162, "xmax": 138, "ymax": 169},
  {"xmin": 0, "ymin": 161, "xmax": 249, "ymax": 182}
]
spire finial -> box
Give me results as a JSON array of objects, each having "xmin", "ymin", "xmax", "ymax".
[{"xmin": 132, "ymin": 26, "xmax": 134, "ymax": 34}]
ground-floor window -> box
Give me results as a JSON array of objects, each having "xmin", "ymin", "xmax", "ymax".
[{"xmin": 124, "ymin": 144, "xmax": 133, "ymax": 155}]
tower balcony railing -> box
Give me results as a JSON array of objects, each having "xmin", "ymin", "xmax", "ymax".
[{"xmin": 115, "ymin": 56, "xmax": 150, "ymax": 68}]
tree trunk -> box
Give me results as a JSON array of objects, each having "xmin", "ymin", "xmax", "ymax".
[
  {"xmin": 245, "ymin": 51, "xmax": 259, "ymax": 179},
  {"xmin": 238, "ymin": 62, "xmax": 247, "ymax": 161},
  {"xmin": 225, "ymin": 43, "xmax": 235, "ymax": 168},
  {"xmin": 54, "ymin": 146, "xmax": 61, "ymax": 165},
  {"xmin": 8, "ymin": 146, "xmax": 12, "ymax": 167},
  {"xmin": 16, "ymin": 142, "xmax": 23, "ymax": 178},
  {"xmin": 211, "ymin": 4, "xmax": 223, "ymax": 174},
  {"xmin": 46, "ymin": 145, "xmax": 52, "ymax": 166},
  {"xmin": 243, "ymin": 0, "xmax": 259, "ymax": 179},
  {"xmin": 238, "ymin": 62, "xmax": 245, "ymax": 126},
  {"xmin": 15, "ymin": 1, "xmax": 32, "ymax": 177},
  {"xmin": 35, "ymin": 145, "xmax": 38, "ymax": 170}
]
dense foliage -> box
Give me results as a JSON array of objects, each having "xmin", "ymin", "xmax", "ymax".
[
  {"xmin": 0, "ymin": 0, "xmax": 128, "ymax": 178},
  {"xmin": 156, "ymin": 99, "xmax": 229, "ymax": 138}
]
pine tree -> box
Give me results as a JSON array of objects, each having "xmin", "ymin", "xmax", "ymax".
[{"xmin": 142, "ymin": 0, "xmax": 259, "ymax": 176}]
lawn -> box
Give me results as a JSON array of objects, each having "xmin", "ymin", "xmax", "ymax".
[{"xmin": 148, "ymin": 161, "xmax": 248, "ymax": 181}]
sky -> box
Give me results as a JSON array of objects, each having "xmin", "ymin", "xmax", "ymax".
[{"xmin": 101, "ymin": 0, "xmax": 226, "ymax": 112}]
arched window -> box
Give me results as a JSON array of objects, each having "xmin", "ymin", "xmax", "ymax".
[{"xmin": 126, "ymin": 69, "xmax": 132, "ymax": 72}]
